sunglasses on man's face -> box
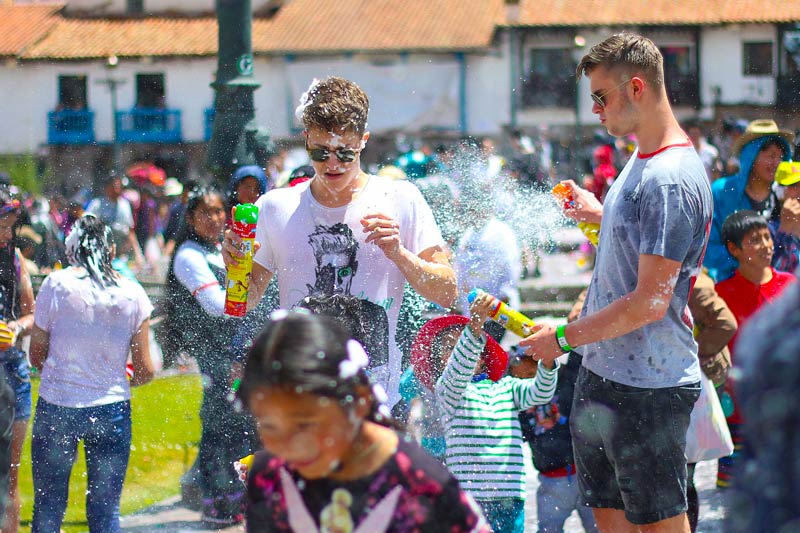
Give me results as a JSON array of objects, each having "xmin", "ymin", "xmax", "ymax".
[
  {"xmin": 305, "ymin": 141, "xmax": 361, "ymax": 163},
  {"xmin": 590, "ymin": 79, "xmax": 631, "ymax": 108}
]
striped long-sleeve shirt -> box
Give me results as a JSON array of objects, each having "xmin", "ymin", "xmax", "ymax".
[{"xmin": 435, "ymin": 327, "xmax": 558, "ymax": 500}]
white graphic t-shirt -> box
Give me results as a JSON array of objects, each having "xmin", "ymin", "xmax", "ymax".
[{"xmin": 254, "ymin": 176, "xmax": 444, "ymax": 405}]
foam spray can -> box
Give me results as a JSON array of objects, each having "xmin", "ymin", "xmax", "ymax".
[
  {"xmin": 224, "ymin": 203, "xmax": 259, "ymax": 317},
  {"xmin": 551, "ymin": 183, "xmax": 600, "ymax": 246},
  {"xmin": 467, "ymin": 289, "xmax": 536, "ymax": 338}
]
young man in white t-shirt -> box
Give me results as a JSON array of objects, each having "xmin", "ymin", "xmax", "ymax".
[{"xmin": 224, "ymin": 77, "xmax": 456, "ymax": 405}]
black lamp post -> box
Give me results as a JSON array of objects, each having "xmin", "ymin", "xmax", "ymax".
[
  {"xmin": 206, "ymin": 0, "xmax": 273, "ymax": 187},
  {"xmin": 96, "ymin": 54, "xmax": 125, "ymax": 175},
  {"xmin": 573, "ymin": 35, "xmax": 586, "ymax": 177}
]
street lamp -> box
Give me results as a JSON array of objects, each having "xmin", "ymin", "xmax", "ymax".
[
  {"xmin": 96, "ymin": 55, "xmax": 125, "ymax": 175},
  {"xmin": 573, "ymin": 35, "xmax": 586, "ymax": 177}
]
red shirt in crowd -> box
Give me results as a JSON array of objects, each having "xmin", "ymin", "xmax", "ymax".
[{"xmin": 715, "ymin": 267, "xmax": 796, "ymax": 423}]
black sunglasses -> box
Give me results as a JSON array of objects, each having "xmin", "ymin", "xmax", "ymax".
[
  {"xmin": 305, "ymin": 141, "xmax": 362, "ymax": 163},
  {"xmin": 590, "ymin": 79, "xmax": 631, "ymax": 108}
]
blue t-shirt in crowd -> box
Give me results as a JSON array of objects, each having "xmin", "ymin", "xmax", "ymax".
[{"xmin": 581, "ymin": 143, "xmax": 712, "ymax": 388}]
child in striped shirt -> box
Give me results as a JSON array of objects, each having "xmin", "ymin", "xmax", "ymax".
[{"xmin": 432, "ymin": 290, "xmax": 558, "ymax": 533}]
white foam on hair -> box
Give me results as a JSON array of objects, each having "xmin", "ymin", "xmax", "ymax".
[
  {"xmin": 65, "ymin": 218, "xmax": 108, "ymax": 284},
  {"xmin": 294, "ymin": 78, "xmax": 321, "ymax": 123}
]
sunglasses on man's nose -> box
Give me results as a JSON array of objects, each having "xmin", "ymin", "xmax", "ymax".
[
  {"xmin": 590, "ymin": 79, "xmax": 631, "ymax": 108},
  {"xmin": 305, "ymin": 142, "xmax": 361, "ymax": 163}
]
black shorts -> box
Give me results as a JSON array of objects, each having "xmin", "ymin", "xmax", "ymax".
[{"xmin": 570, "ymin": 366, "xmax": 700, "ymax": 525}]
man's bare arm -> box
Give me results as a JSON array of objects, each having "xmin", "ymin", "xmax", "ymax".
[
  {"xmin": 520, "ymin": 254, "xmax": 683, "ymax": 363},
  {"xmin": 391, "ymin": 245, "xmax": 457, "ymax": 309}
]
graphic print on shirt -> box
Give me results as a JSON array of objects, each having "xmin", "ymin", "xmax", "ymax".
[
  {"xmin": 304, "ymin": 223, "xmax": 389, "ymax": 368},
  {"xmin": 319, "ymin": 488, "xmax": 354, "ymax": 533},
  {"xmin": 280, "ymin": 468, "xmax": 404, "ymax": 533},
  {"xmin": 523, "ymin": 394, "xmax": 566, "ymax": 436}
]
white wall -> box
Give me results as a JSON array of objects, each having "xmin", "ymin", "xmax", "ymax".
[
  {"xmin": 701, "ymin": 24, "xmax": 777, "ymax": 106},
  {"xmin": 0, "ymin": 57, "xmax": 218, "ymax": 152},
  {"xmin": 466, "ymin": 34, "xmax": 510, "ymax": 135},
  {"xmin": 254, "ymin": 54, "xmax": 465, "ymax": 138},
  {"xmin": 0, "ymin": 62, "xmax": 51, "ymax": 153}
]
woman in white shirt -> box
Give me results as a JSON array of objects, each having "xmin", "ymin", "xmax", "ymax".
[
  {"xmin": 163, "ymin": 187, "xmax": 253, "ymax": 525},
  {"xmin": 29, "ymin": 214, "xmax": 153, "ymax": 533}
]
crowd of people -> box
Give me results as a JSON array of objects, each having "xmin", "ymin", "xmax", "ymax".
[{"xmin": 0, "ymin": 30, "xmax": 798, "ymax": 532}]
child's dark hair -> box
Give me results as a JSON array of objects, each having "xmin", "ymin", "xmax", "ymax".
[
  {"xmin": 238, "ymin": 311, "xmax": 395, "ymax": 427},
  {"xmin": 760, "ymin": 137, "xmax": 789, "ymax": 159},
  {"xmin": 721, "ymin": 210, "xmax": 769, "ymax": 249},
  {"xmin": 64, "ymin": 213, "xmax": 118, "ymax": 287}
]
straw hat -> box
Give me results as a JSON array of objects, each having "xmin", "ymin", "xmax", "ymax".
[
  {"xmin": 776, "ymin": 161, "xmax": 800, "ymax": 187},
  {"xmin": 410, "ymin": 315, "xmax": 508, "ymax": 390},
  {"xmin": 732, "ymin": 119, "xmax": 795, "ymax": 156}
]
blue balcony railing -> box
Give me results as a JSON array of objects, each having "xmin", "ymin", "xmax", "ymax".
[
  {"xmin": 116, "ymin": 108, "xmax": 182, "ymax": 143},
  {"xmin": 204, "ymin": 107, "xmax": 215, "ymax": 141},
  {"xmin": 48, "ymin": 109, "xmax": 95, "ymax": 144}
]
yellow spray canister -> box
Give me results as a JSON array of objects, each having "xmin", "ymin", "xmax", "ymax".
[{"xmin": 224, "ymin": 203, "xmax": 259, "ymax": 317}]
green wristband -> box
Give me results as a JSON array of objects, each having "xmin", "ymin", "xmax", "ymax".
[{"xmin": 555, "ymin": 324, "xmax": 573, "ymax": 353}]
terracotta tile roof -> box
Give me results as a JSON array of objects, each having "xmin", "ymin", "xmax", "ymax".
[
  {"xmin": 0, "ymin": 3, "xmax": 63, "ymax": 58},
  {"xmin": 12, "ymin": 0, "xmax": 800, "ymax": 60},
  {"xmin": 22, "ymin": 16, "xmax": 218, "ymax": 60},
  {"xmin": 512, "ymin": 0, "xmax": 800, "ymax": 26},
  {"xmin": 252, "ymin": 0, "xmax": 504, "ymax": 53}
]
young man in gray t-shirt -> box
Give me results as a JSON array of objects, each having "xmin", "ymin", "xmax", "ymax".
[{"xmin": 521, "ymin": 33, "xmax": 712, "ymax": 531}]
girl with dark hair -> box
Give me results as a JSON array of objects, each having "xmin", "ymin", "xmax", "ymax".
[
  {"xmin": 240, "ymin": 311, "xmax": 489, "ymax": 532},
  {"xmin": 163, "ymin": 187, "xmax": 254, "ymax": 525},
  {"xmin": 0, "ymin": 188, "xmax": 34, "ymax": 533},
  {"xmin": 29, "ymin": 214, "xmax": 154, "ymax": 532}
]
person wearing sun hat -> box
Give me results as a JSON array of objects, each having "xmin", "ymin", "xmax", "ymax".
[
  {"xmin": 422, "ymin": 290, "xmax": 557, "ymax": 533},
  {"xmin": 703, "ymin": 119, "xmax": 795, "ymax": 281},
  {"xmin": 770, "ymin": 161, "xmax": 800, "ymax": 273}
]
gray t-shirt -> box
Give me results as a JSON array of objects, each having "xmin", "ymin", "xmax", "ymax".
[{"xmin": 581, "ymin": 144, "xmax": 712, "ymax": 388}]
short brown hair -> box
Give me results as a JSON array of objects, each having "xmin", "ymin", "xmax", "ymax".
[
  {"xmin": 576, "ymin": 33, "xmax": 664, "ymax": 91},
  {"xmin": 298, "ymin": 77, "xmax": 369, "ymax": 135}
]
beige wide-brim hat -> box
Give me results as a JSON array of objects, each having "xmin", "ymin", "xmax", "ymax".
[{"xmin": 732, "ymin": 119, "xmax": 795, "ymax": 156}]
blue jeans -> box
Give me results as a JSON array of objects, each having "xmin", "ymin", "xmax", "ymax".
[
  {"xmin": 2, "ymin": 349, "xmax": 31, "ymax": 421},
  {"xmin": 31, "ymin": 399, "xmax": 131, "ymax": 533},
  {"xmin": 537, "ymin": 474, "xmax": 598, "ymax": 533},
  {"xmin": 477, "ymin": 498, "xmax": 525, "ymax": 533}
]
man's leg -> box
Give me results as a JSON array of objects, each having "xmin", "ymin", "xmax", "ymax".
[
  {"xmin": 592, "ymin": 508, "xmax": 638, "ymax": 533},
  {"xmin": 593, "ymin": 508, "xmax": 690, "ymax": 533}
]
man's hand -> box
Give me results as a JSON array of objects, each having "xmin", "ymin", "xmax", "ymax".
[
  {"xmin": 222, "ymin": 208, "xmax": 261, "ymax": 268},
  {"xmin": 779, "ymin": 198, "xmax": 800, "ymax": 237},
  {"xmin": 361, "ymin": 213, "xmax": 403, "ymax": 261},
  {"xmin": 518, "ymin": 324, "xmax": 560, "ymax": 369},
  {"xmin": 559, "ymin": 180, "xmax": 603, "ymax": 225}
]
